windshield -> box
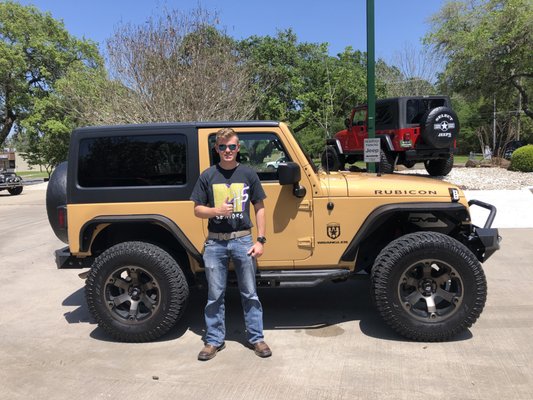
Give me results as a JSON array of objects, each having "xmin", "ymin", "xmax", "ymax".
[{"xmin": 287, "ymin": 126, "xmax": 318, "ymax": 173}]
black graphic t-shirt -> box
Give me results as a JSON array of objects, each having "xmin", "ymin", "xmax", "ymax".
[{"xmin": 190, "ymin": 164, "xmax": 266, "ymax": 233}]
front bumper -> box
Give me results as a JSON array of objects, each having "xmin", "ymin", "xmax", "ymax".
[
  {"xmin": 467, "ymin": 200, "xmax": 501, "ymax": 262},
  {"xmin": 0, "ymin": 182, "xmax": 23, "ymax": 189}
]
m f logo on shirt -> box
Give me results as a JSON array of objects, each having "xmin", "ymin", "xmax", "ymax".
[
  {"xmin": 213, "ymin": 183, "xmax": 249, "ymax": 212},
  {"xmin": 327, "ymin": 223, "xmax": 341, "ymax": 239}
]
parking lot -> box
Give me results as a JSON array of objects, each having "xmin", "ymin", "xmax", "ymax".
[{"xmin": 1, "ymin": 183, "xmax": 532, "ymax": 400}]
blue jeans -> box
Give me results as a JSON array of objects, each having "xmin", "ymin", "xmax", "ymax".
[{"xmin": 203, "ymin": 235, "xmax": 264, "ymax": 346}]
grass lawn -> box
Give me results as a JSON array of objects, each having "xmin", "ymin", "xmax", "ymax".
[{"xmin": 17, "ymin": 170, "xmax": 49, "ymax": 179}]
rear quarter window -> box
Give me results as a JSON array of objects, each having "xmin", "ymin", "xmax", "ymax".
[{"xmin": 78, "ymin": 134, "xmax": 187, "ymax": 187}]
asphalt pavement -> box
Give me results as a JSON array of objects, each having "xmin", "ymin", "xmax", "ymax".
[{"xmin": 0, "ymin": 183, "xmax": 532, "ymax": 400}]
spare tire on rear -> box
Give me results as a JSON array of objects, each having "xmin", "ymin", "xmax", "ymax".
[
  {"xmin": 420, "ymin": 106, "xmax": 459, "ymax": 148},
  {"xmin": 46, "ymin": 161, "xmax": 68, "ymax": 243}
]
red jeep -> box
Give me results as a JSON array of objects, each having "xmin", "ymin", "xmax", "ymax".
[{"xmin": 322, "ymin": 96, "xmax": 459, "ymax": 176}]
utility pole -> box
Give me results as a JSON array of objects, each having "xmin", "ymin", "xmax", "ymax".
[
  {"xmin": 493, "ymin": 96, "xmax": 496, "ymax": 152},
  {"xmin": 517, "ymin": 85, "xmax": 522, "ymax": 140},
  {"xmin": 366, "ymin": 0, "xmax": 376, "ymax": 173}
]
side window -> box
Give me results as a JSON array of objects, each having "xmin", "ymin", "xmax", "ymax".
[
  {"xmin": 352, "ymin": 109, "xmax": 367, "ymax": 126},
  {"xmin": 376, "ymin": 103, "xmax": 394, "ymax": 125},
  {"xmin": 78, "ymin": 134, "xmax": 187, "ymax": 187},
  {"xmin": 407, "ymin": 99, "xmax": 446, "ymax": 124},
  {"xmin": 208, "ymin": 132, "xmax": 290, "ymax": 181}
]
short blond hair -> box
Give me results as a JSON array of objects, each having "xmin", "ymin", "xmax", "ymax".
[{"xmin": 215, "ymin": 128, "xmax": 238, "ymax": 143}]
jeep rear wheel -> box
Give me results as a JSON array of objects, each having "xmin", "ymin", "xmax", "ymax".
[
  {"xmin": 424, "ymin": 154, "xmax": 454, "ymax": 176},
  {"xmin": 86, "ymin": 241, "xmax": 189, "ymax": 342},
  {"xmin": 371, "ymin": 232, "xmax": 486, "ymax": 341}
]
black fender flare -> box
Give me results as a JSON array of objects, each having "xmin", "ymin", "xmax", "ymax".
[
  {"xmin": 377, "ymin": 134, "xmax": 394, "ymax": 152},
  {"xmin": 79, "ymin": 214, "xmax": 203, "ymax": 263},
  {"xmin": 340, "ymin": 202, "xmax": 469, "ymax": 262},
  {"xmin": 325, "ymin": 138, "xmax": 343, "ymax": 154}
]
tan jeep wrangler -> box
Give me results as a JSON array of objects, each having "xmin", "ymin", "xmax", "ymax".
[{"xmin": 46, "ymin": 121, "xmax": 500, "ymax": 342}]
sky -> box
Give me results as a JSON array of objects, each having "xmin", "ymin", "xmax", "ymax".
[{"xmin": 16, "ymin": 0, "xmax": 446, "ymax": 62}]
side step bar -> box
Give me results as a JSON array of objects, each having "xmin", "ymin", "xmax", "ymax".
[{"xmin": 254, "ymin": 269, "xmax": 352, "ymax": 288}]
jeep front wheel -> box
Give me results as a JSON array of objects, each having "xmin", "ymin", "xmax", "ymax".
[
  {"xmin": 321, "ymin": 145, "xmax": 344, "ymax": 171},
  {"xmin": 371, "ymin": 232, "xmax": 486, "ymax": 341},
  {"xmin": 8, "ymin": 186, "xmax": 23, "ymax": 195},
  {"xmin": 379, "ymin": 149, "xmax": 395, "ymax": 174},
  {"xmin": 86, "ymin": 241, "xmax": 189, "ymax": 342}
]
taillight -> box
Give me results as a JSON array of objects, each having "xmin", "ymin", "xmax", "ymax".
[{"xmin": 57, "ymin": 206, "xmax": 67, "ymax": 229}]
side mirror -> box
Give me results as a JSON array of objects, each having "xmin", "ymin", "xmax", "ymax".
[
  {"xmin": 278, "ymin": 162, "xmax": 306, "ymax": 198},
  {"xmin": 344, "ymin": 118, "xmax": 351, "ymax": 129},
  {"xmin": 278, "ymin": 162, "xmax": 300, "ymax": 185}
]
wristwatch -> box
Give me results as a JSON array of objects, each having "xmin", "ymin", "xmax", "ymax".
[{"xmin": 257, "ymin": 236, "xmax": 267, "ymax": 244}]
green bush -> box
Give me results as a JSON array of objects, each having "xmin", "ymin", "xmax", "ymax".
[{"xmin": 509, "ymin": 145, "xmax": 533, "ymax": 172}]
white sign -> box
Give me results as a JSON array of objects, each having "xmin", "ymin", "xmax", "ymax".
[{"xmin": 364, "ymin": 138, "xmax": 381, "ymax": 162}]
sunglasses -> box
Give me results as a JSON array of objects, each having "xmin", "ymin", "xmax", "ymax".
[{"xmin": 217, "ymin": 144, "xmax": 238, "ymax": 151}]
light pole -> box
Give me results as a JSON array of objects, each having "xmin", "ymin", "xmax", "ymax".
[{"xmin": 367, "ymin": 0, "xmax": 376, "ymax": 173}]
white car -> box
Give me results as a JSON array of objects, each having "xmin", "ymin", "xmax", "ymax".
[{"xmin": 265, "ymin": 156, "xmax": 286, "ymax": 170}]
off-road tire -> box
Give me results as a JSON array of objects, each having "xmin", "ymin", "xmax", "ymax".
[
  {"xmin": 403, "ymin": 160, "xmax": 416, "ymax": 169},
  {"xmin": 424, "ymin": 154, "xmax": 454, "ymax": 176},
  {"xmin": 379, "ymin": 149, "xmax": 395, "ymax": 174},
  {"xmin": 371, "ymin": 232, "xmax": 486, "ymax": 342},
  {"xmin": 321, "ymin": 145, "xmax": 344, "ymax": 171},
  {"xmin": 8, "ymin": 186, "xmax": 23, "ymax": 195},
  {"xmin": 86, "ymin": 241, "xmax": 189, "ymax": 342}
]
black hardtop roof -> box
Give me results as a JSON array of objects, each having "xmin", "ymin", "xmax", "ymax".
[
  {"xmin": 377, "ymin": 95, "xmax": 450, "ymax": 103},
  {"xmin": 73, "ymin": 120, "xmax": 280, "ymax": 135},
  {"xmin": 353, "ymin": 95, "xmax": 451, "ymax": 109}
]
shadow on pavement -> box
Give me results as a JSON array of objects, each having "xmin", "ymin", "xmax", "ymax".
[{"xmin": 62, "ymin": 277, "xmax": 472, "ymax": 344}]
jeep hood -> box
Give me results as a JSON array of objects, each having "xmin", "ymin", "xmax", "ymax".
[{"xmin": 318, "ymin": 171, "xmax": 463, "ymax": 199}]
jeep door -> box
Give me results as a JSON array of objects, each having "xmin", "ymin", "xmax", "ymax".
[
  {"xmin": 349, "ymin": 107, "xmax": 368, "ymax": 150},
  {"xmin": 198, "ymin": 127, "xmax": 314, "ymax": 268}
]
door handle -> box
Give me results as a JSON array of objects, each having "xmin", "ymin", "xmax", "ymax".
[{"xmin": 298, "ymin": 200, "xmax": 312, "ymax": 212}]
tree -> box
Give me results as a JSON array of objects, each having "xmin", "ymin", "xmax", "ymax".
[
  {"xmin": 240, "ymin": 31, "xmax": 372, "ymax": 156},
  {"xmin": 239, "ymin": 29, "xmax": 314, "ymax": 125},
  {"xmin": 101, "ymin": 7, "xmax": 258, "ymax": 123},
  {"xmin": 0, "ymin": 1, "xmax": 101, "ymax": 146},
  {"xmin": 378, "ymin": 44, "xmax": 441, "ymax": 97},
  {"xmin": 426, "ymin": 0, "xmax": 532, "ymax": 122},
  {"xmin": 16, "ymin": 93, "xmax": 72, "ymax": 175}
]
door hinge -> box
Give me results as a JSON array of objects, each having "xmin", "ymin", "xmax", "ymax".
[
  {"xmin": 297, "ymin": 236, "xmax": 314, "ymax": 248},
  {"xmin": 298, "ymin": 200, "xmax": 312, "ymax": 212}
]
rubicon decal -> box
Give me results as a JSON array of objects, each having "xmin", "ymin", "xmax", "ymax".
[
  {"xmin": 375, "ymin": 190, "xmax": 438, "ymax": 195},
  {"xmin": 327, "ymin": 223, "xmax": 341, "ymax": 239}
]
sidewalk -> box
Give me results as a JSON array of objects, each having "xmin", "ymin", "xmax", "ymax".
[{"xmin": 465, "ymin": 188, "xmax": 533, "ymax": 228}]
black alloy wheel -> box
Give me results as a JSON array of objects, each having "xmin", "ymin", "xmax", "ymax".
[
  {"xmin": 371, "ymin": 232, "xmax": 487, "ymax": 341},
  {"xmin": 86, "ymin": 241, "xmax": 189, "ymax": 342}
]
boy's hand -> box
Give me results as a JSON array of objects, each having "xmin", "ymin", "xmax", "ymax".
[{"xmin": 247, "ymin": 242, "xmax": 264, "ymax": 258}]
